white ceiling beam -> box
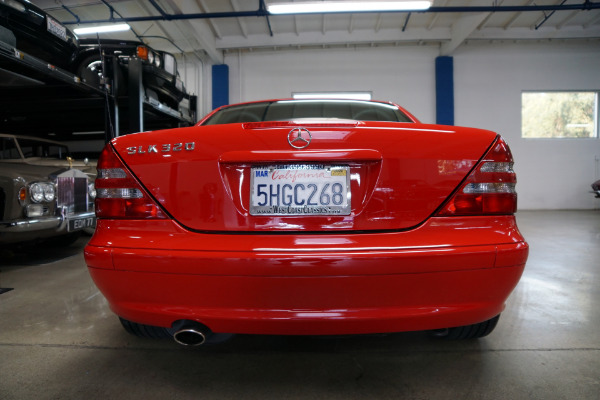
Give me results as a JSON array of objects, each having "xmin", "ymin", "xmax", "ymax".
[
  {"xmin": 375, "ymin": 13, "xmax": 383, "ymax": 33},
  {"xmin": 161, "ymin": 0, "xmax": 223, "ymax": 63},
  {"xmin": 132, "ymin": 0, "xmax": 174, "ymax": 42},
  {"xmin": 294, "ymin": 15, "xmax": 299, "ymax": 36},
  {"xmin": 197, "ymin": 0, "xmax": 223, "ymax": 39},
  {"xmin": 468, "ymin": 26, "xmax": 600, "ymax": 40},
  {"xmin": 583, "ymin": 12, "xmax": 600, "ymax": 29},
  {"xmin": 229, "ymin": 0, "xmax": 248, "ymax": 38},
  {"xmin": 478, "ymin": 0, "xmax": 504, "ymax": 30},
  {"xmin": 556, "ymin": 11, "xmax": 579, "ymax": 30},
  {"xmin": 427, "ymin": 0, "xmax": 448, "ymax": 31},
  {"xmin": 504, "ymin": 0, "xmax": 534, "ymax": 30},
  {"xmin": 217, "ymin": 28, "xmax": 451, "ymax": 49},
  {"xmin": 440, "ymin": 12, "xmax": 490, "ymax": 55},
  {"xmin": 215, "ymin": 23, "xmax": 600, "ymax": 51}
]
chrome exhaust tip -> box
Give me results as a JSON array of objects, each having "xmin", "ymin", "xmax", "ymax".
[
  {"xmin": 171, "ymin": 320, "xmax": 212, "ymax": 346},
  {"xmin": 173, "ymin": 328, "xmax": 207, "ymax": 346}
]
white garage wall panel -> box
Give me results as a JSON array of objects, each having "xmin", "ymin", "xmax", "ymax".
[
  {"xmin": 222, "ymin": 42, "xmax": 600, "ymax": 210},
  {"xmin": 225, "ymin": 46, "xmax": 438, "ymax": 123},
  {"xmin": 454, "ymin": 42, "xmax": 600, "ymax": 210}
]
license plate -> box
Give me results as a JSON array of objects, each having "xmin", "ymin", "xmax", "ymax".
[
  {"xmin": 47, "ymin": 16, "xmax": 68, "ymax": 42},
  {"xmin": 68, "ymin": 216, "xmax": 96, "ymax": 232},
  {"xmin": 250, "ymin": 165, "xmax": 350, "ymax": 216}
]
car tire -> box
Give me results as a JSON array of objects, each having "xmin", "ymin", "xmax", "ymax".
[
  {"xmin": 119, "ymin": 317, "xmax": 171, "ymax": 339},
  {"xmin": 76, "ymin": 55, "xmax": 103, "ymax": 88},
  {"xmin": 76, "ymin": 55, "xmax": 126, "ymax": 95},
  {"xmin": 432, "ymin": 314, "xmax": 501, "ymax": 340}
]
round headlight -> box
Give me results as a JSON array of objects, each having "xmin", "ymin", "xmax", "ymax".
[
  {"xmin": 43, "ymin": 183, "xmax": 55, "ymax": 202},
  {"xmin": 88, "ymin": 182, "xmax": 96, "ymax": 199},
  {"xmin": 154, "ymin": 53, "xmax": 161, "ymax": 68},
  {"xmin": 147, "ymin": 52, "xmax": 155, "ymax": 64},
  {"xmin": 30, "ymin": 183, "xmax": 44, "ymax": 203}
]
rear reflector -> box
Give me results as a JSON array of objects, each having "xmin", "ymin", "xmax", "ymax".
[
  {"xmin": 94, "ymin": 145, "xmax": 166, "ymax": 219},
  {"xmin": 436, "ymin": 136, "xmax": 518, "ymax": 216}
]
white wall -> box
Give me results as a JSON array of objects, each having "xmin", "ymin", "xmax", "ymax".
[
  {"xmin": 454, "ymin": 42, "xmax": 600, "ymax": 210},
  {"xmin": 225, "ymin": 46, "xmax": 438, "ymax": 123},
  {"xmin": 220, "ymin": 41, "xmax": 600, "ymax": 210}
]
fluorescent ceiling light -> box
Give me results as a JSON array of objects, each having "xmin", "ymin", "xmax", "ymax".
[
  {"xmin": 74, "ymin": 24, "xmax": 131, "ymax": 35},
  {"xmin": 293, "ymin": 92, "xmax": 372, "ymax": 100},
  {"xmin": 268, "ymin": 1, "xmax": 432, "ymax": 14}
]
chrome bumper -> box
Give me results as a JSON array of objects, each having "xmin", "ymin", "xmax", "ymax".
[{"xmin": 0, "ymin": 211, "xmax": 96, "ymax": 243}]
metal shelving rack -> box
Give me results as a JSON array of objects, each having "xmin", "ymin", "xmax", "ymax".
[{"xmin": 0, "ymin": 40, "xmax": 195, "ymax": 147}]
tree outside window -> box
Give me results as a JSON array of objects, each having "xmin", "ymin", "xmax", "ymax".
[{"xmin": 522, "ymin": 92, "xmax": 597, "ymax": 138}]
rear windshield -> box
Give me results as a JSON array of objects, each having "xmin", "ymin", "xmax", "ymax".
[{"xmin": 202, "ymin": 100, "xmax": 413, "ymax": 125}]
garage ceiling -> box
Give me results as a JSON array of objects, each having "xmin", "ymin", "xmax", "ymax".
[{"xmin": 37, "ymin": 0, "xmax": 600, "ymax": 62}]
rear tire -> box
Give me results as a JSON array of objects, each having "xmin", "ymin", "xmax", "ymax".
[
  {"xmin": 119, "ymin": 317, "xmax": 171, "ymax": 339},
  {"xmin": 433, "ymin": 314, "xmax": 501, "ymax": 340}
]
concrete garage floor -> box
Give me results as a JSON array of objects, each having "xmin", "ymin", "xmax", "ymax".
[{"xmin": 0, "ymin": 210, "xmax": 598, "ymax": 399}]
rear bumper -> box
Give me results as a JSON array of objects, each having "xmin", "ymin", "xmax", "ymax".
[{"xmin": 85, "ymin": 216, "xmax": 528, "ymax": 335}]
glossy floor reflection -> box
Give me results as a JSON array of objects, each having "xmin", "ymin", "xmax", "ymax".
[{"xmin": 0, "ymin": 211, "xmax": 598, "ymax": 399}]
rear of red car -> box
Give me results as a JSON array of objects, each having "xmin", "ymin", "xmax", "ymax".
[{"xmin": 84, "ymin": 99, "xmax": 527, "ymax": 344}]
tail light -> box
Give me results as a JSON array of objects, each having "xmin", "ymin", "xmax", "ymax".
[
  {"xmin": 95, "ymin": 145, "xmax": 166, "ymax": 219},
  {"xmin": 436, "ymin": 136, "xmax": 517, "ymax": 216}
]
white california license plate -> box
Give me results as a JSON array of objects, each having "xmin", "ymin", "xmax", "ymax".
[
  {"xmin": 47, "ymin": 16, "xmax": 68, "ymax": 42},
  {"xmin": 250, "ymin": 165, "xmax": 351, "ymax": 216}
]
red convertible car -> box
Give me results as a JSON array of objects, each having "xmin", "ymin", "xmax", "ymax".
[{"xmin": 84, "ymin": 99, "xmax": 528, "ymax": 345}]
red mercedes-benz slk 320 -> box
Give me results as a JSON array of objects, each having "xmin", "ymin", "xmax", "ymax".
[{"xmin": 84, "ymin": 99, "xmax": 528, "ymax": 345}]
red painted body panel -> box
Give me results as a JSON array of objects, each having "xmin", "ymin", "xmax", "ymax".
[
  {"xmin": 110, "ymin": 122, "xmax": 497, "ymax": 232},
  {"xmin": 85, "ymin": 99, "xmax": 528, "ymax": 337},
  {"xmin": 85, "ymin": 216, "xmax": 528, "ymax": 335}
]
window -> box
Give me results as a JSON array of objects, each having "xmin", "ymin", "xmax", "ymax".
[
  {"xmin": 292, "ymin": 92, "xmax": 372, "ymax": 101},
  {"xmin": 521, "ymin": 91, "xmax": 598, "ymax": 138},
  {"xmin": 17, "ymin": 139, "xmax": 69, "ymax": 159},
  {"xmin": 202, "ymin": 99, "xmax": 413, "ymax": 125},
  {"xmin": 0, "ymin": 137, "xmax": 20, "ymax": 160}
]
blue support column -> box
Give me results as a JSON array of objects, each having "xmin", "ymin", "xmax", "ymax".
[
  {"xmin": 212, "ymin": 64, "xmax": 229, "ymax": 110},
  {"xmin": 435, "ymin": 56, "xmax": 454, "ymax": 126}
]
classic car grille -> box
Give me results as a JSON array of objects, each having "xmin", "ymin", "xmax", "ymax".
[{"xmin": 57, "ymin": 177, "xmax": 89, "ymax": 214}]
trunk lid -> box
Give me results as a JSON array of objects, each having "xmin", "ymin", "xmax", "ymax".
[{"xmin": 111, "ymin": 121, "xmax": 497, "ymax": 232}]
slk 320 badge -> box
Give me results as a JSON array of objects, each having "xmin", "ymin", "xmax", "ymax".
[{"xmin": 126, "ymin": 142, "xmax": 196, "ymax": 155}]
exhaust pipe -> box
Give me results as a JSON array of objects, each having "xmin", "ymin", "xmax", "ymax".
[{"xmin": 172, "ymin": 320, "xmax": 211, "ymax": 346}]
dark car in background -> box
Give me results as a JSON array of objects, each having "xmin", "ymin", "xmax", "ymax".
[
  {"xmin": 0, "ymin": 0, "xmax": 78, "ymax": 69},
  {"xmin": 0, "ymin": 133, "xmax": 96, "ymax": 245},
  {"xmin": 592, "ymin": 180, "xmax": 600, "ymax": 198},
  {"xmin": 75, "ymin": 38, "xmax": 195, "ymax": 120}
]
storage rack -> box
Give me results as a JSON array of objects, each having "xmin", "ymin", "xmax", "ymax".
[{"xmin": 0, "ymin": 40, "xmax": 195, "ymax": 150}]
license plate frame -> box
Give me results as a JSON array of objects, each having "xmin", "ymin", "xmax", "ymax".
[{"xmin": 250, "ymin": 164, "xmax": 351, "ymax": 216}]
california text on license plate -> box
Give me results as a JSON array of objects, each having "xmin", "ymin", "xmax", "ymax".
[
  {"xmin": 47, "ymin": 16, "xmax": 68, "ymax": 42},
  {"xmin": 250, "ymin": 165, "xmax": 351, "ymax": 216}
]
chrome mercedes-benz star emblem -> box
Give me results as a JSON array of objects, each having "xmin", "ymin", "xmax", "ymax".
[{"xmin": 287, "ymin": 127, "xmax": 312, "ymax": 149}]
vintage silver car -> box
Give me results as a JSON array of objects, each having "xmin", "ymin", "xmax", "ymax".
[{"xmin": 0, "ymin": 133, "xmax": 96, "ymax": 245}]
